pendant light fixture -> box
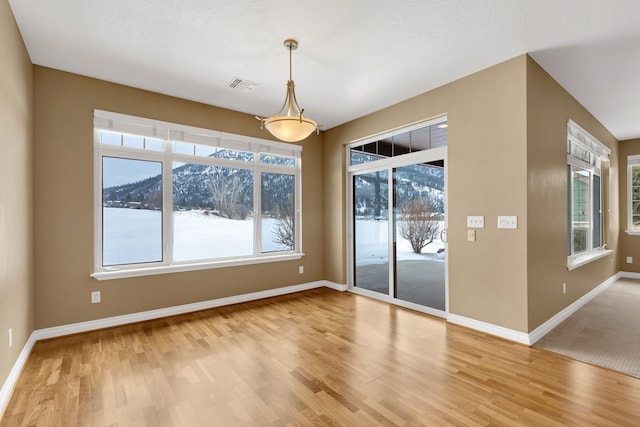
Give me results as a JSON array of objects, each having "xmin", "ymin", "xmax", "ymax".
[{"xmin": 257, "ymin": 39, "xmax": 318, "ymax": 142}]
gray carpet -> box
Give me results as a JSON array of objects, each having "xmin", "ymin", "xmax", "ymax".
[{"xmin": 534, "ymin": 278, "xmax": 640, "ymax": 378}]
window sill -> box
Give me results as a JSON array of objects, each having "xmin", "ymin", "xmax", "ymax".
[
  {"xmin": 91, "ymin": 253, "xmax": 305, "ymax": 281},
  {"xmin": 567, "ymin": 249, "xmax": 613, "ymax": 271},
  {"xmin": 625, "ymin": 230, "xmax": 640, "ymax": 236}
]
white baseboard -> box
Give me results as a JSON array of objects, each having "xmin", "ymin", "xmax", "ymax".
[
  {"xmin": 0, "ymin": 333, "xmax": 36, "ymax": 418},
  {"xmin": 0, "ymin": 280, "xmax": 343, "ymax": 417},
  {"xmin": 323, "ymin": 281, "xmax": 348, "ymax": 292},
  {"xmin": 447, "ymin": 313, "xmax": 531, "ymax": 345},
  {"xmin": 618, "ymin": 271, "xmax": 640, "ymax": 280},
  {"xmin": 527, "ymin": 272, "xmax": 621, "ymax": 345},
  {"xmin": 448, "ymin": 272, "xmax": 621, "ymax": 346},
  {"xmin": 33, "ymin": 280, "xmax": 343, "ymax": 340}
]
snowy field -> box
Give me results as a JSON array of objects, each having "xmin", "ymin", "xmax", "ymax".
[
  {"xmin": 173, "ymin": 210, "xmax": 289, "ymax": 261},
  {"xmin": 103, "ymin": 208, "xmax": 291, "ymax": 265},
  {"xmin": 355, "ymin": 219, "xmax": 445, "ymax": 267},
  {"xmin": 103, "ymin": 208, "xmax": 445, "ymax": 266},
  {"xmin": 103, "ymin": 208, "xmax": 162, "ymax": 265}
]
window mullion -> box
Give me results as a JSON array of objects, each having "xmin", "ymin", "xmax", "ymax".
[
  {"xmin": 295, "ymin": 157, "xmax": 302, "ymax": 253},
  {"xmin": 628, "ymin": 163, "xmax": 640, "ymax": 233},
  {"xmin": 94, "ymin": 129, "xmax": 104, "ymax": 271},
  {"xmin": 254, "ymin": 158, "xmax": 262, "ymax": 256},
  {"xmin": 587, "ymin": 172, "xmax": 595, "ymax": 251},
  {"xmin": 569, "ymin": 164, "xmax": 574, "ymax": 256},
  {"xmin": 163, "ymin": 144, "xmax": 174, "ymax": 265}
]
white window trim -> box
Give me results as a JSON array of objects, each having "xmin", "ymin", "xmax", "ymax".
[
  {"xmin": 567, "ymin": 248, "xmax": 613, "ymax": 271},
  {"xmin": 626, "ymin": 155, "xmax": 640, "ymax": 235},
  {"xmin": 567, "ymin": 119, "xmax": 611, "ymax": 159},
  {"xmin": 566, "ymin": 120, "xmax": 611, "ymax": 270},
  {"xmin": 92, "ymin": 253, "xmax": 304, "ymax": 281},
  {"xmin": 92, "ymin": 110, "xmax": 303, "ymax": 280}
]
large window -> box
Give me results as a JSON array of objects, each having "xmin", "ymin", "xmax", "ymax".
[
  {"xmin": 627, "ymin": 155, "xmax": 640, "ymax": 234},
  {"xmin": 566, "ymin": 120, "xmax": 611, "ymax": 270},
  {"xmin": 93, "ymin": 110, "xmax": 302, "ymax": 279}
]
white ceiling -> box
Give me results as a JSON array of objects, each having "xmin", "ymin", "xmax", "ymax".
[{"xmin": 8, "ymin": 0, "xmax": 640, "ymax": 140}]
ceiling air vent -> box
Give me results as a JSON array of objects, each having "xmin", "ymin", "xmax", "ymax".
[{"xmin": 227, "ymin": 77, "xmax": 260, "ymax": 93}]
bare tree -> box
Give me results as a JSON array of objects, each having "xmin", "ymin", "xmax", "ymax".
[
  {"xmin": 397, "ymin": 198, "xmax": 440, "ymax": 253},
  {"xmin": 207, "ymin": 174, "xmax": 245, "ymax": 219},
  {"xmin": 272, "ymin": 198, "xmax": 294, "ymax": 250}
]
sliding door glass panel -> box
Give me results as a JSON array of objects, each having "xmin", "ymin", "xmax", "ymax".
[
  {"xmin": 354, "ymin": 170, "xmax": 389, "ymax": 295},
  {"xmin": 393, "ymin": 162, "xmax": 445, "ymax": 310}
]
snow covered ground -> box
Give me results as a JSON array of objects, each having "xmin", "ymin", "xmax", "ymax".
[
  {"xmin": 103, "ymin": 208, "xmax": 445, "ymax": 267},
  {"xmin": 173, "ymin": 210, "xmax": 289, "ymax": 261},
  {"xmin": 354, "ymin": 219, "xmax": 445, "ymax": 266},
  {"xmin": 103, "ymin": 208, "xmax": 291, "ymax": 265},
  {"xmin": 103, "ymin": 208, "xmax": 162, "ymax": 265}
]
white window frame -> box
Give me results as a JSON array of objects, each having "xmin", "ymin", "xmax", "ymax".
[
  {"xmin": 566, "ymin": 119, "xmax": 612, "ymax": 270},
  {"xmin": 626, "ymin": 155, "xmax": 640, "ymax": 235},
  {"xmin": 92, "ymin": 110, "xmax": 303, "ymax": 280}
]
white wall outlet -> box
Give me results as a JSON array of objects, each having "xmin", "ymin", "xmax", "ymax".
[
  {"xmin": 562, "ymin": 282, "xmax": 566, "ymax": 294},
  {"xmin": 299, "ymin": 265, "xmax": 304, "ymax": 274},
  {"xmin": 91, "ymin": 291, "xmax": 101, "ymax": 304},
  {"xmin": 627, "ymin": 256, "xmax": 633, "ymax": 264},
  {"xmin": 8, "ymin": 328, "xmax": 12, "ymax": 348},
  {"xmin": 466, "ymin": 216, "xmax": 485, "ymax": 228},
  {"xmin": 497, "ymin": 215, "xmax": 518, "ymax": 229}
]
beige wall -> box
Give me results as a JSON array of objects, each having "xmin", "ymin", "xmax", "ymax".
[
  {"xmin": 32, "ymin": 67, "xmax": 324, "ymax": 329},
  {"xmin": 326, "ymin": 56, "xmax": 530, "ymax": 332},
  {"xmin": 525, "ymin": 57, "xmax": 619, "ymax": 330},
  {"xmin": 325, "ymin": 54, "xmax": 621, "ymax": 333},
  {"xmin": 618, "ymin": 138, "xmax": 640, "ymax": 273},
  {"xmin": 0, "ymin": 0, "xmax": 34, "ymax": 391}
]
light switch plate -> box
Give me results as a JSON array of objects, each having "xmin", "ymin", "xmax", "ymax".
[
  {"xmin": 91, "ymin": 291, "xmax": 101, "ymax": 304},
  {"xmin": 467, "ymin": 216, "xmax": 484, "ymax": 228},
  {"xmin": 497, "ymin": 216, "xmax": 517, "ymax": 229},
  {"xmin": 467, "ymin": 229, "xmax": 476, "ymax": 241}
]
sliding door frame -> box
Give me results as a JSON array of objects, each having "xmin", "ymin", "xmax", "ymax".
[{"xmin": 346, "ymin": 145, "xmax": 448, "ymax": 318}]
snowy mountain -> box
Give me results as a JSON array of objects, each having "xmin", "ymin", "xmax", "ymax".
[
  {"xmin": 104, "ymin": 157, "xmax": 442, "ymax": 220},
  {"xmin": 103, "ymin": 162, "xmax": 293, "ymax": 217},
  {"xmin": 354, "ymin": 163, "xmax": 444, "ymax": 217}
]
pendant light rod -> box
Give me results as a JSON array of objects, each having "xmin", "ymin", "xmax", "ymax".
[{"xmin": 285, "ymin": 39, "xmax": 296, "ymax": 81}]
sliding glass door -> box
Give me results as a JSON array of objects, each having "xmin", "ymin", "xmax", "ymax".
[
  {"xmin": 393, "ymin": 162, "xmax": 445, "ymax": 311},
  {"xmin": 353, "ymin": 170, "xmax": 389, "ymax": 295},
  {"xmin": 348, "ymin": 118, "xmax": 447, "ymax": 316}
]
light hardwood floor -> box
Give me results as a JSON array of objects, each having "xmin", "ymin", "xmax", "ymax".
[{"xmin": 2, "ymin": 288, "xmax": 639, "ymax": 426}]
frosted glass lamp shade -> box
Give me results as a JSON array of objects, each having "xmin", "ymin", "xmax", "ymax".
[{"xmin": 264, "ymin": 115, "xmax": 318, "ymax": 142}]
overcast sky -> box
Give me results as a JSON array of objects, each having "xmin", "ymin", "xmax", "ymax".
[{"xmin": 102, "ymin": 157, "xmax": 161, "ymax": 188}]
